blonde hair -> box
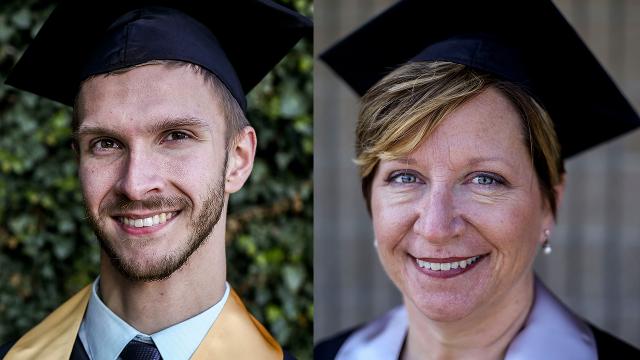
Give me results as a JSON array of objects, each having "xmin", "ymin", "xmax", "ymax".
[{"xmin": 356, "ymin": 61, "xmax": 564, "ymax": 215}]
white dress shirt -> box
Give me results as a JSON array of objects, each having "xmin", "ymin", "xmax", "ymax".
[
  {"xmin": 78, "ymin": 277, "xmax": 230, "ymax": 360},
  {"xmin": 336, "ymin": 277, "xmax": 597, "ymax": 359}
]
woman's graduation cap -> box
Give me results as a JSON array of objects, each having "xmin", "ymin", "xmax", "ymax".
[
  {"xmin": 6, "ymin": 0, "xmax": 312, "ymax": 112},
  {"xmin": 320, "ymin": 0, "xmax": 640, "ymax": 158}
]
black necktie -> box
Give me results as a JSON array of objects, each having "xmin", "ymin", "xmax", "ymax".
[{"xmin": 119, "ymin": 339, "xmax": 163, "ymax": 360}]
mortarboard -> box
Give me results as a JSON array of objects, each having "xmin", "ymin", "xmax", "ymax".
[
  {"xmin": 320, "ymin": 0, "xmax": 640, "ymax": 158},
  {"xmin": 6, "ymin": 0, "xmax": 312, "ymax": 112}
]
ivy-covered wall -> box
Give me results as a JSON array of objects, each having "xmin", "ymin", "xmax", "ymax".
[{"xmin": 0, "ymin": 0, "xmax": 312, "ymax": 357}]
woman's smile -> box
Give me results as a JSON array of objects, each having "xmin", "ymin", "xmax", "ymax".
[{"xmin": 412, "ymin": 253, "xmax": 489, "ymax": 279}]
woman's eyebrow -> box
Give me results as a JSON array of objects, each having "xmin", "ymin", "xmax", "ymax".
[
  {"xmin": 465, "ymin": 156, "xmax": 515, "ymax": 167},
  {"xmin": 387, "ymin": 156, "xmax": 516, "ymax": 168},
  {"xmin": 390, "ymin": 157, "xmax": 417, "ymax": 165}
]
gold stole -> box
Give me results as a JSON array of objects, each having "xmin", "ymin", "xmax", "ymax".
[{"xmin": 5, "ymin": 285, "xmax": 283, "ymax": 359}]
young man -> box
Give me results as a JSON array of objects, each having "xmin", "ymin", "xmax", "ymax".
[{"xmin": 1, "ymin": 1, "xmax": 310, "ymax": 359}]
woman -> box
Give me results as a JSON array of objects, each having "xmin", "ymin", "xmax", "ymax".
[{"xmin": 316, "ymin": 0, "xmax": 640, "ymax": 358}]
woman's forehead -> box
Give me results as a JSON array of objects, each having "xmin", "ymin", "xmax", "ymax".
[{"xmin": 386, "ymin": 88, "xmax": 528, "ymax": 166}]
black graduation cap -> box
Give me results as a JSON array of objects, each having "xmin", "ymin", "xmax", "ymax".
[
  {"xmin": 320, "ymin": 0, "xmax": 640, "ymax": 158},
  {"xmin": 6, "ymin": 0, "xmax": 312, "ymax": 112}
]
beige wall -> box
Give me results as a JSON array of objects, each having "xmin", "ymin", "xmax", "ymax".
[{"xmin": 314, "ymin": 0, "xmax": 640, "ymax": 347}]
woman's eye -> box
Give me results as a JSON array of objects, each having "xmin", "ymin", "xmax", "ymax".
[
  {"xmin": 164, "ymin": 131, "xmax": 191, "ymax": 142},
  {"xmin": 390, "ymin": 172, "xmax": 419, "ymax": 184},
  {"xmin": 471, "ymin": 174, "xmax": 502, "ymax": 186}
]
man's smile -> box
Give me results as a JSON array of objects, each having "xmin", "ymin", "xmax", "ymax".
[
  {"xmin": 117, "ymin": 211, "xmax": 180, "ymax": 228},
  {"xmin": 111, "ymin": 210, "xmax": 183, "ymax": 235}
]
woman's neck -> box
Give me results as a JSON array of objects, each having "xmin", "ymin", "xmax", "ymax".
[{"xmin": 402, "ymin": 273, "xmax": 535, "ymax": 360}]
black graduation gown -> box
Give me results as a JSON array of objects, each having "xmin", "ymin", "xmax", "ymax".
[
  {"xmin": 314, "ymin": 323, "xmax": 640, "ymax": 359},
  {"xmin": 1, "ymin": 337, "xmax": 297, "ymax": 359}
]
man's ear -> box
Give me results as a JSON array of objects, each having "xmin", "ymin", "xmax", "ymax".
[
  {"xmin": 225, "ymin": 126, "xmax": 257, "ymax": 194},
  {"xmin": 71, "ymin": 140, "xmax": 79, "ymax": 157}
]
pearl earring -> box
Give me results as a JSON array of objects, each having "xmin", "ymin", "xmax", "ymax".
[{"xmin": 542, "ymin": 229, "xmax": 552, "ymax": 255}]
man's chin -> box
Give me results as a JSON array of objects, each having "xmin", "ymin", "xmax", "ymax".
[
  {"xmin": 109, "ymin": 254, "xmax": 185, "ymax": 282},
  {"xmin": 98, "ymin": 229, "xmax": 204, "ymax": 282}
]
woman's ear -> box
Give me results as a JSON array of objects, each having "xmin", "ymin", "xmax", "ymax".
[
  {"xmin": 541, "ymin": 174, "xmax": 566, "ymax": 244},
  {"xmin": 553, "ymin": 173, "xmax": 566, "ymax": 215},
  {"xmin": 225, "ymin": 126, "xmax": 257, "ymax": 194}
]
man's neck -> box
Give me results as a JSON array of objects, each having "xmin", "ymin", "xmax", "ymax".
[{"xmin": 98, "ymin": 235, "xmax": 226, "ymax": 334}]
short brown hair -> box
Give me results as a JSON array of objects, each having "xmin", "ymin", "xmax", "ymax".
[
  {"xmin": 356, "ymin": 61, "xmax": 564, "ymax": 216},
  {"xmin": 73, "ymin": 60, "xmax": 249, "ymax": 149}
]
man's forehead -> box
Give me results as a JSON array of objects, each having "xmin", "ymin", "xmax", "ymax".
[
  {"xmin": 76, "ymin": 64, "xmax": 224, "ymax": 123},
  {"xmin": 78, "ymin": 62, "xmax": 207, "ymax": 98}
]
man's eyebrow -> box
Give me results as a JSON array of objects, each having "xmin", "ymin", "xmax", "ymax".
[
  {"xmin": 75, "ymin": 125, "xmax": 117, "ymax": 139},
  {"xmin": 76, "ymin": 116, "xmax": 211, "ymax": 138},
  {"xmin": 147, "ymin": 116, "xmax": 211, "ymax": 134}
]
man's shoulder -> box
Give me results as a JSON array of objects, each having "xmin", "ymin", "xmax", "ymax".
[
  {"xmin": 0, "ymin": 336, "xmax": 89, "ymax": 360},
  {"xmin": 588, "ymin": 323, "xmax": 640, "ymax": 356},
  {"xmin": 0, "ymin": 339, "xmax": 17, "ymax": 359},
  {"xmin": 282, "ymin": 349, "xmax": 298, "ymax": 360}
]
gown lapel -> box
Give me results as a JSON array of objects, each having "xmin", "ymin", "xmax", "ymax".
[
  {"xmin": 4, "ymin": 286, "xmax": 283, "ymax": 360},
  {"xmin": 4, "ymin": 285, "xmax": 91, "ymax": 360},
  {"xmin": 192, "ymin": 289, "xmax": 283, "ymax": 359}
]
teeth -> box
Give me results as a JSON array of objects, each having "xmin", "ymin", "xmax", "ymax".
[
  {"xmin": 120, "ymin": 212, "xmax": 175, "ymax": 228},
  {"xmin": 416, "ymin": 255, "xmax": 481, "ymax": 271}
]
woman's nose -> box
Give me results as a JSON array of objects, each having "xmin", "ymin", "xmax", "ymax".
[{"xmin": 412, "ymin": 187, "xmax": 464, "ymax": 244}]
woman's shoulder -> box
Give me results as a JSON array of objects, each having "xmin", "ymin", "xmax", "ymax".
[
  {"xmin": 314, "ymin": 306, "xmax": 407, "ymax": 360},
  {"xmin": 314, "ymin": 326, "xmax": 360, "ymax": 360},
  {"xmin": 588, "ymin": 323, "xmax": 640, "ymax": 356}
]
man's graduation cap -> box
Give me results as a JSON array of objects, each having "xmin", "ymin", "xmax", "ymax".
[
  {"xmin": 6, "ymin": 0, "xmax": 312, "ymax": 112},
  {"xmin": 320, "ymin": 0, "xmax": 640, "ymax": 158}
]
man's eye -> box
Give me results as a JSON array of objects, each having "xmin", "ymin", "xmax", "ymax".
[
  {"xmin": 92, "ymin": 138, "xmax": 120, "ymax": 151},
  {"xmin": 164, "ymin": 131, "xmax": 191, "ymax": 142}
]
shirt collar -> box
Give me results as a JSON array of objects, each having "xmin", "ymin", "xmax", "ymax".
[
  {"xmin": 78, "ymin": 277, "xmax": 230, "ymax": 360},
  {"xmin": 504, "ymin": 278, "xmax": 597, "ymax": 359},
  {"xmin": 336, "ymin": 277, "xmax": 596, "ymax": 359},
  {"xmin": 335, "ymin": 306, "xmax": 407, "ymax": 360}
]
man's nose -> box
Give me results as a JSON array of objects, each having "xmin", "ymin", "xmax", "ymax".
[{"xmin": 114, "ymin": 150, "xmax": 165, "ymax": 200}]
